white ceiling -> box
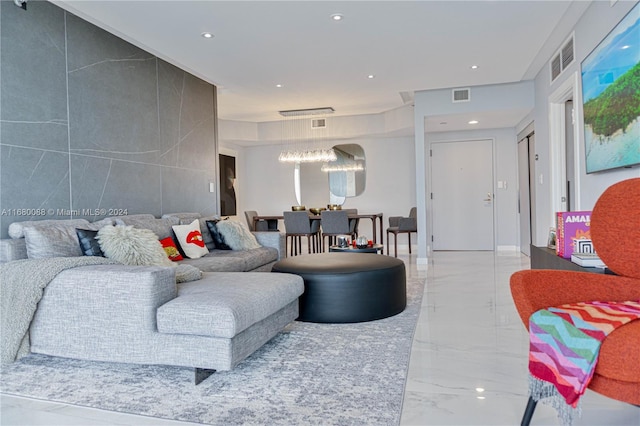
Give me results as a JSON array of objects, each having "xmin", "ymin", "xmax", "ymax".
[{"xmin": 53, "ymin": 0, "xmax": 585, "ymax": 131}]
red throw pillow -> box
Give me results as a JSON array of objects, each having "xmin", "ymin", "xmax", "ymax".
[{"xmin": 160, "ymin": 236, "xmax": 183, "ymax": 261}]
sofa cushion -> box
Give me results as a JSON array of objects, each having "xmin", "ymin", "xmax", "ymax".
[
  {"xmin": 178, "ymin": 251, "xmax": 246, "ymax": 272},
  {"xmin": 228, "ymin": 247, "xmax": 278, "ymax": 271},
  {"xmin": 97, "ymin": 225, "xmax": 174, "ymax": 267},
  {"xmin": 172, "ymin": 219, "xmax": 209, "ymax": 259},
  {"xmin": 156, "ymin": 272, "xmax": 304, "ymax": 338},
  {"xmin": 8, "ymin": 218, "xmax": 90, "ymax": 239},
  {"xmin": 215, "ymin": 220, "xmax": 261, "ymax": 251},
  {"xmin": 113, "ymin": 215, "xmax": 179, "ymax": 239}
]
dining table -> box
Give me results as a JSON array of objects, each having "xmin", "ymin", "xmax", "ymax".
[{"xmin": 253, "ymin": 212, "xmax": 384, "ymax": 254}]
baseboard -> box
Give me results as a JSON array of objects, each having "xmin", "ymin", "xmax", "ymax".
[{"xmin": 497, "ymin": 245, "xmax": 518, "ymax": 252}]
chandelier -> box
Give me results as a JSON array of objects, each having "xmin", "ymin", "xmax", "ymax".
[
  {"xmin": 321, "ymin": 161, "xmax": 364, "ymax": 172},
  {"xmin": 278, "ymin": 107, "xmax": 336, "ymax": 163}
]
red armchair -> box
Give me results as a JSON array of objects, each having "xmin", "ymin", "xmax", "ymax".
[{"xmin": 510, "ymin": 177, "xmax": 640, "ymax": 424}]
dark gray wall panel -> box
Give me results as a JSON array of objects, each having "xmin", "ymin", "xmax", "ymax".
[
  {"xmin": 157, "ymin": 60, "xmax": 215, "ymax": 170},
  {"xmin": 66, "ymin": 14, "xmax": 159, "ymax": 164},
  {"xmin": 0, "ymin": 1, "xmax": 68, "ymax": 151},
  {"xmin": 0, "ymin": 1, "xmax": 217, "ymax": 238},
  {"xmin": 161, "ymin": 167, "xmax": 217, "ymax": 217},
  {"xmin": 0, "ymin": 146, "xmax": 71, "ymax": 234},
  {"xmin": 96, "ymin": 160, "xmax": 162, "ymax": 217},
  {"xmin": 68, "ymin": 154, "xmax": 114, "ymax": 221}
]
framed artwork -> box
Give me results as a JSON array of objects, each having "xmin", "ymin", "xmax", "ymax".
[
  {"xmin": 219, "ymin": 154, "xmax": 236, "ymax": 216},
  {"xmin": 580, "ymin": 2, "xmax": 639, "ymax": 173}
]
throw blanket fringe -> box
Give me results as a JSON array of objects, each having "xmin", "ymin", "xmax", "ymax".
[{"xmin": 528, "ymin": 374, "xmax": 581, "ymax": 426}]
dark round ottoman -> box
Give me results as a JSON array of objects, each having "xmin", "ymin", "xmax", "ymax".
[{"xmin": 271, "ymin": 253, "xmax": 406, "ymax": 323}]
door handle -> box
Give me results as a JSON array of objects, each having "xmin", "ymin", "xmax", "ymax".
[{"xmin": 483, "ymin": 192, "xmax": 492, "ymax": 202}]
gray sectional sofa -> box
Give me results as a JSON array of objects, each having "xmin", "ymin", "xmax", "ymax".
[{"xmin": 0, "ymin": 213, "xmax": 303, "ymax": 382}]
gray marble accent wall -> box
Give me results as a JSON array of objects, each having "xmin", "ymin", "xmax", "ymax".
[{"xmin": 0, "ymin": 1, "xmax": 218, "ymax": 238}]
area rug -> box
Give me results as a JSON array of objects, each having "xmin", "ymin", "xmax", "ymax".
[{"xmin": 1, "ymin": 276, "xmax": 425, "ymax": 425}]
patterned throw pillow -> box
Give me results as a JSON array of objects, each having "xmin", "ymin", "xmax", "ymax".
[
  {"xmin": 160, "ymin": 236, "xmax": 183, "ymax": 261},
  {"xmin": 205, "ymin": 219, "xmax": 232, "ymax": 250},
  {"xmin": 76, "ymin": 228, "xmax": 105, "ymax": 257},
  {"xmin": 172, "ymin": 219, "xmax": 210, "ymax": 259}
]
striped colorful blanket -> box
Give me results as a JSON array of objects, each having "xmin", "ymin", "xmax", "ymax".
[{"xmin": 528, "ymin": 300, "xmax": 640, "ymax": 420}]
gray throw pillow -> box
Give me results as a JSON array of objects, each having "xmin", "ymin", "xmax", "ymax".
[
  {"xmin": 215, "ymin": 220, "xmax": 261, "ymax": 251},
  {"xmin": 23, "ymin": 225, "xmax": 84, "ymax": 259}
]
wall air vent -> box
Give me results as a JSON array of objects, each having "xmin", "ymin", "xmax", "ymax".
[
  {"xmin": 550, "ymin": 34, "xmax": 575, "ymax": 83},
  {"xmin": 311, "ymin": 118, "xmax": 327, "ymax": 129},
  {"xmin": 452, "ymin": 88, "xmax": 470, "ymax": 103}
]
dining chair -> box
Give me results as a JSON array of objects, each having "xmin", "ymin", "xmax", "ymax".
[
  {"xmin": 320, "ymin": 210, "xmax": 356, "ymax": 252},
  {"xmin": 386, "ymin": 207, "xmax": 417, "ymax": 257},
  {"xmin": 244, "ymin": 210, "xmax": 278, "ymax": 232},
  {"xmin": 283, "ymin": 211, "xmax": 321, "ymax": 256},
  {"xmin": 342, "ymin": 208, "xmax": 359, "ymax": 239}
]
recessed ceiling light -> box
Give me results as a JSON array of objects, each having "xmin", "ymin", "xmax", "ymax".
[
  {"xmin": 367, "ymin": 74, "xmax": 375, "ymax": 79},
  {"xmin": 476, "ymin": 387, "xmax": 485, "ymax": 392},
  {"xmin": 468, "ymin": 120, "xmax": 479, "ymax": 124},
  {"xmin": 330, "ymin": 13, "xmax": 344, "ymax": 21},
  {"xmin": 201, "ymin": 32, "xmax": 213, "ymax": 39},
  {"xmin": 276, "ymin": 84, "xmax": 283, "ymax": 88},
  {"xmin": 470, "ymin": 65, "xmax": 479, "ymax": 69}
]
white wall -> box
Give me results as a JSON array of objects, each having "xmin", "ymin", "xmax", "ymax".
[
  {"xmin": 222, "ymin": 130, "xmax": 416, "ymax": 243},
  {"xmin": 530, "ymin": 0, "xmax": 640, "ymax": 246}
]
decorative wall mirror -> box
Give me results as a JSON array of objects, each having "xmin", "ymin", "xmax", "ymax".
[{"xmin": 295, "ymin": 144, "xmax": 366, "ymax": 207}]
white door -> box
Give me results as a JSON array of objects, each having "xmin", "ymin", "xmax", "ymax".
[
  {"xmin": 518, "ymin": 134, "xmax": 533, "ymax": 256},
  {"xmin": 431, "ymin": 139, "xmax": 494, "ymax": 250}
]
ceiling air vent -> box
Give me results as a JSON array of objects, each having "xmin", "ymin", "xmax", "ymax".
[
  {"xmin": 311, "ymin": 118, "xmax": 326, "ymax": 129},
  {"xmin": 550, "ymin": 34, "xmax": 575, "ymax": 83},
  {"xmin": 452, "ymin": 88, "xmax": 470, "ymax": 103}
]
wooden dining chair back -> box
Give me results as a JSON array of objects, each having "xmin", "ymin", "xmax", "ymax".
[
  {"xmin": 320, "ymin": 210, "xmax": 355, "ymax": 252},
  {"xmin": 283, "ymin": 211, "xmax": 320, "ymax": 256},
  {"xmin": 342, "ymin": 208, "xmax": 360, "ymax": 238}
]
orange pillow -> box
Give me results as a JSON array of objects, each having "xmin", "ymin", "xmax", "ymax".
[{"xmin": 160, "ymin": 236, "xmax": 183, "ymax": 261}]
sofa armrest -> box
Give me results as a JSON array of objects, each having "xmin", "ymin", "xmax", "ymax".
[
  {"xmin": 0, "ymin": 238, "xmax": 27, "ymax": 263},
  {"xmin": 509, "ymin": 269, "xmax": 640, "ymax": 329},
  {"xmin": 30, "ymin": 264, "xmax": 177, "ymax": 356},
  {"xmin": 253, "ymin": 231, "xmax": 286, "ymax": 260}
]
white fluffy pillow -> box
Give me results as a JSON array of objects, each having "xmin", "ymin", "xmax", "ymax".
[
  {"xmin": 172, "ymin": 219, "xmax": 210, "ymax": 259},
  {"xmin": 97, "ymin": 225, "xmax": 174, "ymax": 267},
  {"xmin": 215, "ymin": 220, "xmax": 261, "ymax": 250}
]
